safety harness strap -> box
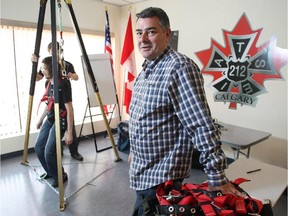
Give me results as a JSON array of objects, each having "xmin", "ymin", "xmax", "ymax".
[
  {"xmin": 157, "ymin": 204, "xmax": 204, "ymax": 216},
  {"xmin": 156, "ymin": 178, "xmax": 264, "ymax": 215},
  {"xmin": 37, "ymin": 81, "xmax": 51, "ymax": 115},
  {"xmin": 37, "ymin": 79, "xmax": 65, "ymax": 114}
]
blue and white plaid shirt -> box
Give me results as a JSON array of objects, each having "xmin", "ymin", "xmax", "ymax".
[{"xmin": 129, "ymin": 47, "xmax": 228, "ymax": 190}]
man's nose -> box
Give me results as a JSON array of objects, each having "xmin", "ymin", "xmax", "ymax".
[{"xmin": 139, "ymin": 32, "xmax": 149, "ymax": 41}]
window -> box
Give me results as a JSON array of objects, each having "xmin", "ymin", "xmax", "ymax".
[{"xmin": 0, "ymin": 25, "xmax": 113, "ymax": 138}]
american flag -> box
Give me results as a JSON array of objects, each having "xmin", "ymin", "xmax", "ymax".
[
  {"xmin": 103, "ymin": 9, "xmax": 114, "ymax": 115},
  {"xmin": 104, "ymin": 9, "xmax": 113, "ymax": 65}
]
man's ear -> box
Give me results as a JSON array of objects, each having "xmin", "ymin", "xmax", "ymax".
[{"xmin": 166, "ymin": 28, "xmax": 171, "ymax": 43}]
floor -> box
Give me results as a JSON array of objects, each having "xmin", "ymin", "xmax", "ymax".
[{"xmin": 0, "ymin": 134, "xmax": 287, "ymax": 216}]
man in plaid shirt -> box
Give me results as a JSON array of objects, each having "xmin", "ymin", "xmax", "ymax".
[{"xmin": 129, "ymin": 7, "xmax": 246, "ymax": 216}]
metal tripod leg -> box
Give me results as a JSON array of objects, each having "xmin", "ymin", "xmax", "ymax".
[
  {"xmin": 22, "ymin": 0, "xmax": 48, "ymax": 165},
  {"xmin": 50, "ymin": 0, "xmax": 66, "ymax": 211},
  {"xmin": 65, "ymin": 0, "xmax": 121, "ymax": 162},
  {"xmin": 22, "ymin": 0, "xmax": 66, "ymax": 211}
]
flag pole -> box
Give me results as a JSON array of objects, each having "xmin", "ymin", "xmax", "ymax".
[
  {"xmin": 120, "ymin": 68, "xmax": 128, "ymax": 117},
  {"xmin": 104, "ymin": 8, "xmax": 121, "ymax": 122}
]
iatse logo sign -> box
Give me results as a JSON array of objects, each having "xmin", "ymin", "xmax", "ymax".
[{"xmin": 196, "ymin": 13, "xmax": 288, "ymax": 109}]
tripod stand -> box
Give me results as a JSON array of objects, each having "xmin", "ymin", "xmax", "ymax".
[{"xmin": 21, "ymin": 0, "xmax": 122, "ymax": 211}]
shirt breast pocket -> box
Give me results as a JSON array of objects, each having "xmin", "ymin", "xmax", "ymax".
[{"xmin": 142, "ymin": 81, "xmax": 171, "ymax": 112}]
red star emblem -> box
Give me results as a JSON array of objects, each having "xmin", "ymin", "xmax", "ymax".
[{"xmin": 196, "ymin": 13, "xmax": 288, "ymax": 109}]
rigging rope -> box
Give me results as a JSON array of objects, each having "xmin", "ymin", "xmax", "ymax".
[{"xmin": 57, "ymin": 0, "xmax": 66, "ymax": 77}]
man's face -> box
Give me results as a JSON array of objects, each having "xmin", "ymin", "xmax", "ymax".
[
  {"xmin": 136, "ymin": 17, "xmax": 171, "ymax": 61},
  {"xmin": 48, "ymin": 47, "xmax": 59, "ymax": 56}
]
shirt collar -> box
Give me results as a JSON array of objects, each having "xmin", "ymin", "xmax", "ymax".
[{"xmin": 142, "ymin": 46, "xmax": 172, "ymax": 71}]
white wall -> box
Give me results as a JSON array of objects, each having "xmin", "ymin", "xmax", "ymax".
[{"xmin": 1, "ymin": 0, "xmax": 287, "ymax": 168}]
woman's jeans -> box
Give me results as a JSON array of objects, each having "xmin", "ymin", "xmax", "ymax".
[{"xmin": 34, "ymin": 119, "xmax": 64, "ymax": 180}]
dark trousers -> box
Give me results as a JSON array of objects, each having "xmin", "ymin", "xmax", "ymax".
[
  {"xmin": 61, "ymin": 123, "xmax": 79, "ymax": 154},
  {"xmin": 133, "ymin": 186, "xmax": 158, "ymax": 216},
  {"xmin": 67, "ymin": 124, "xmax": 79, "ymax": 154},
  {"xmin": 133, "ymin": 179, "xmax": 183, "ymax": 216}
]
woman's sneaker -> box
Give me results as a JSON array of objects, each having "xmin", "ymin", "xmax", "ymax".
[{"xmin": 38, "ymin": 173, "xmax": 51, "ymax": 180}]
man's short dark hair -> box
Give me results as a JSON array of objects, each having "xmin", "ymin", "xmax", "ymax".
[
  {"xmin": 136, "ymin": 7, "xmax": 170, "ymax": 30},
  {"xmin": 47, "ymin": 42, "xmax": 60, "ymax": 51}
]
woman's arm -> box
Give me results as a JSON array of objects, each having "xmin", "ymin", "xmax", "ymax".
[{"xmin": 36, "ymin": 106, "xmax": 48, "ymax": 129}]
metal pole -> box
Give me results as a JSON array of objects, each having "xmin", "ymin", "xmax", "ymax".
[
  {"xmin": 50, "ymin": 0, "xmax": 66, "ymax": 211},
  {"xmin": 22, "ymin": 0, "xmax": 48, "ymax": 165},
  {"xmin": 64, "ymin": 0, "xmax": 122, "ymax": 162}
]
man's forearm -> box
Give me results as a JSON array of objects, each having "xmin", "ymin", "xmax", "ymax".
[{"xmin": 65, "ymin": 102, "xmax": 74, "ymax": 134}]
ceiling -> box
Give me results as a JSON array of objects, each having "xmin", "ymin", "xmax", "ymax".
[{"xmin": 94, "ymin": 0, "xmax": 148, "ymax": 6}]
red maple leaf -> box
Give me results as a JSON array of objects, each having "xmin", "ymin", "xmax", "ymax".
[{"xmin": 196, "ymin": 13, "xmax": 288, "ymax": 109}]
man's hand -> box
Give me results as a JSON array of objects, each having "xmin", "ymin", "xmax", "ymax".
[
  {"xmin": 31, "ymin": 54, "xmax": 39, "ymax": 63},
  {"xmin": 64, "ymin": 131, "xmax": 73, "ymax": 145},
  {"xmin": 209, "ymin": 182, "xmax": 248, "ymax": 198},
  {"xmin": 128, "ymin": 154, "xmax": 132, "ymax": 164},
  {"xmin": 67, "ymin": 72, "xmax": 79, "ymax": 81}
]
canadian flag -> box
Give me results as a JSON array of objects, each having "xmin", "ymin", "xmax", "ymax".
[{"xmin": 121, "ymin": 12, "xmax": 137, "ymax": 114}]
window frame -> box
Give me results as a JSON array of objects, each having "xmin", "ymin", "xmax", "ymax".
[{"xmin": 0, "ymin": 22, "xmax": 115, "ymax": 138}]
